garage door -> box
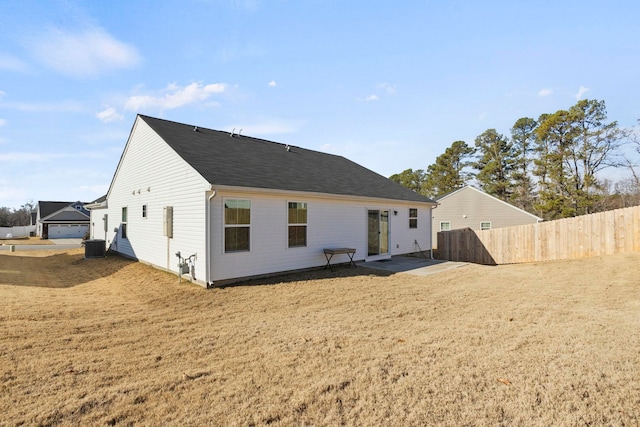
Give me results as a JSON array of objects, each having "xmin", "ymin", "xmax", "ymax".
[{"xmin": 48, "ymin": 224, "xmax": 89, "ymax": 239}]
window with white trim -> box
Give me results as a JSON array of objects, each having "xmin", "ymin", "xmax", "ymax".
[
  {"xmin": 224, "ymin": 199, "xmax": 250, "ymax": 252},
  {"xmin": 480, "ymin": 221, "xmax": 492, "ymax": 230},
  {"xmin": 288, "ymin": 202, "xmax": 307, "ymax": 247},
  {"xmin": 409, "ymin": 208, "xmax": 418, "ymax": 229},
  {"xmin": 142, "ymin": 204, "xmax": 147, "ymax": 218},
  {"xmin": 440, "ymin": 221, "xmax": 451, "ymax": 231}
]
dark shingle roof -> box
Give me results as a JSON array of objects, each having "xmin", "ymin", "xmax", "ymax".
[
  {"xmin": 38, "ymin": 201, "xmax": 74, "ymax": 218},
  {"xmin": 91, "ymin": 194, "xmax": 107, "ymax": 204},
  {"xmin": 38, "ymin": 201, "xmax": 90, "ymax": 220},
  {"xmin": 44, "ymin": 209, "xmax": 90, "ymax": 222},
  {"xmin": 140, "ymin": 115, "xmax": 435, "ymax": 204}
]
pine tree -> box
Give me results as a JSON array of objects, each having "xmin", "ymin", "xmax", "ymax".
[
  {"xmin": 423, "ymin": 140, "xmax": 475, "ymax": 198},
  {"xmin": 388, "ymin": 168, "xmax": 427, "ymax": 194},
  {"xmin": 533, "ymin": 100, "xmax": 627, "ymax": 219},
  {"xmin": 510, "ymin": 117, "xmax": 537, "ymax": 212},
  {"xmin": 473, "ymin": 129, "xmax": 515, "ymax": 201}
]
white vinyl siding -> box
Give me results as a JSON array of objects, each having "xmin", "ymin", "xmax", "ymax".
[
  {"xmin": 103, "ymin": 117, "xmax": 210, "ymax": 279},
  {"xmin": 208, "ymin": 191, "xmax": 434, "ymax": 283}
]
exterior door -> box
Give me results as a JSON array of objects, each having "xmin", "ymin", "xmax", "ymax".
[{"xmin": 368, "ymin": 210, "xmax": 389, "ymax": 256}]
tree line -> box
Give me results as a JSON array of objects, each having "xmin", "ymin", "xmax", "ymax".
[
  {"xmin": 0, "ymin": 202, "xmax": 36, "ymax": 227},
  {"xmin": 390, "ymin": 99, "xmax": 640, "ymax": 220}
]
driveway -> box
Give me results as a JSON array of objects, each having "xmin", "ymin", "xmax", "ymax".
[{"xmin": 361, "ymin": 256, "xmax": 467, "ymax": 276}]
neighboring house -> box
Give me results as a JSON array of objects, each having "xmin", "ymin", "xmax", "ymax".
[
  {"xmin": 36, "ymin": 201, "xmax": 90, "ymax": 239},
  {"xmin": 89, "ymin": 115, "xmax": 437, "ymax": 287},
  {"xmin": 432, "ymin": 186, "xmax": 542, "ymax": 248}
]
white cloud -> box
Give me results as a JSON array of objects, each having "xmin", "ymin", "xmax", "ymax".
[
  {"xmin": 28, "ymin": 27, "xmax": 141, "ymax": 78},
  {"xmin": 362, "ymin": 82, "xmax": 396, "ymax": 101},
  {"xmin": 538, "ymin": 88, "xmax": 552, "ymax": 97},
  {"xmin": 268, "ymin": 80, "xmax": 277, "ymax": 87},
  {"xmin": 96, "ymin": 107, "xmax": 123, "ymax": 123},
  {"xmin": 0, "ymin": 118, "xmax": 7, "ymax": 127},
  {"xmin": 576, "ymin": 86, "xmax": 590, "ymax": 100},
  {"xmin": 0, "ymin": 91, "xmax": 6, "ymax": 97},
  {"xmin": 377, "ymin": 82, "xmax": 397, "ymax": 95},
  {"xmin": 0, "ymin": 53, "xmax": 29, "ymax": 72},
  {"xmin": 124, "ymin": 82, "xmax": 226, "ymax": 111}
]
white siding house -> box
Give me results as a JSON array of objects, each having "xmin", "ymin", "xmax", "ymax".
[
  {"xmin": 432, "ymin": 186, "xmax": 542, "ymax": 248},
  {"xmin": 36, "ymin": 201, "xmax": 90, "ymax": 239},
  {"xmin": 91, "ymin": 115, "xmax": 437, "ymax": 286}
]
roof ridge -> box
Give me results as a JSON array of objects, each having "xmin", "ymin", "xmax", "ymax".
[
  {"xmin": 137, "ymin": 115, "xmax": 436, "ymax": 204},
  {"xmin": 138, "ymin": 114, "xmax": 345, "ymax": 159}
]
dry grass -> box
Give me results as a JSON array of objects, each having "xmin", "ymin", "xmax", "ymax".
[{"xmin": 1, "ymin": 248, "xmax": 639, "ymax": 426}]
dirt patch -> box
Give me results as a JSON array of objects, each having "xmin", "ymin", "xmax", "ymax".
[{"xmin": 1, "ymin": 249, "xmax": 639, "ymax": 426}]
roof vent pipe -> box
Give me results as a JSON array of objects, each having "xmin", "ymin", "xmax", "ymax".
[
  {"xmin": 230, "ymin": 128, "xmax": 235, "ymax": 137},
  {"xmin": 193, "ymin": 126, "xmax": 198, "ymax": 131}
]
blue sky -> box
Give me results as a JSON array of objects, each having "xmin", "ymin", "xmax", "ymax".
[{"xmin": 1, "ymin": 0, "xmax": 639, "ymax": 209}]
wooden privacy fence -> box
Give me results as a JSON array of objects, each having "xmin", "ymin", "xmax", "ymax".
[{"xmin": 437, "ymin": 205, "xmax": 640, "ymax": 264}]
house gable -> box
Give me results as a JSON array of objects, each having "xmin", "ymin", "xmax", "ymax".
[
  {"xmin": 100, "ymin": 115, "xmax": 211, "ymax": 271},
  {"xmin": 435, "ymin": 186, "xmax": 542, "ymax": 221},
  {"xmin": 41, "ymin": 208, "xmax": 89, "ymax": 223},
  {"xmin": 37, "ymin": 201, "xmax": 90, "ymax": 221},
  {"xmin": 432, "ymin": 186, "xmax": 542, "ymax": 248}
]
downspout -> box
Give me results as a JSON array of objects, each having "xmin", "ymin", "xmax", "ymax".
[
  {"xmin": 430, "ymin": 204, "xmax": 438, "ymax": 259},
  {"xmin": 205, "ymin": 186, "xmax": 217, "ymax": 288}
]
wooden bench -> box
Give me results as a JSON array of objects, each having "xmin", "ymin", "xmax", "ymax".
[{"xmin": 323, "ymin": 248, "xmax": 357, "ymax": 271}]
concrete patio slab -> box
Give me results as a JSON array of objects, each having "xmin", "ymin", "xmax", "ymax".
[{"xmin": 361, "ymin": 256, "xmax": 468, "ymax": 276}]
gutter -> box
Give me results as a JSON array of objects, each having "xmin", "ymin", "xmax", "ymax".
[{"xmin": 210, "ymin": 184, "xmax": 437, "ymax": 207}]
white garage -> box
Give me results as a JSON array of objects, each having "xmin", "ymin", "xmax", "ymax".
[
  {"xmin": 47, "ymin": 224, "xmax": 89, "ymax": 239},
  {"xmin": 37, "ymin": 201, "xmax": 91, "ymax": 239}
]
